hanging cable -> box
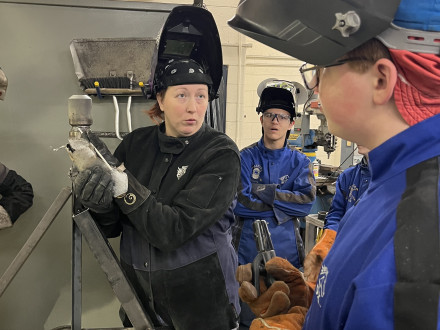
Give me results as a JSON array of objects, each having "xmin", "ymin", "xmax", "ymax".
[
  {"xmin": 126, "ymin": 74, "xmax": 133, "ymax": 133},
  {"xmin": 112, "ymin": 95, "xmax": 123, "ymax": 140}
]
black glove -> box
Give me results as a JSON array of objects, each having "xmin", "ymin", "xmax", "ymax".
[
  {"xmin": 73, "ymin": 166, "xmax": 114, "ymax": 213},
  {"xmin": 85, "ymin": 131, "xmax": 121, "ymax": 168}
]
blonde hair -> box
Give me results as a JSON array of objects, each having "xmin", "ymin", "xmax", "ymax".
[{"xmin": 145, "ymin": 90, "xmax": 166, "ymax": 125}]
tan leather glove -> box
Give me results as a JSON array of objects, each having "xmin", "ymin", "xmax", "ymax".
[
  {"xmin": 250, "ymin": 306, "xmax": 308, "ymax": 330},
  {"xmin": 236, "ymin": 257, "xmax": 313, "ymax": 320},
  {"xmin": 303, "ymin": 229, "xmax": 336, "ymax": 287}
]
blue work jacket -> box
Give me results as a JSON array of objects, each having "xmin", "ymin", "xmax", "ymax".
[
  {"xmin": 233, "ymin": 138, "xmax": 316, "ymax": 268},
  {"xmin": 324, "ymin": 157, "xmax": 371, "ymax": 231},
  {"xmin": 304, "ymin": 114, "xmax": 440, "ymax": 329}
]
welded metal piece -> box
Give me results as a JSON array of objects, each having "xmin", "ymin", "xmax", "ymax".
[{"xmin": 73, "ymin": 210, "xmax": 154, "ymax": 329}]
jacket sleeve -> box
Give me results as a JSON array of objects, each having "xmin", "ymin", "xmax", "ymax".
[
  {"xmin": 235, "ymin": 153, "xmax": 315, "ymax": 219},
  {"xmin": 273, "ymin": 158, "xmax": 316, "ymax": 217},
  {"xmin": 0, "ymin": 167, "xmax": 34, "ymax": 223},
  {"xmin": 115, "ymin": 147, "xmax": 241, "ymax": 252},
  {"xmin": 324, "ymin": 169, "xmax": 351, "ymax": 231}
]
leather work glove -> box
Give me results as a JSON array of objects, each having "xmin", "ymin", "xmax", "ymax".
[
  {"xmin": 303, "ymin": 229, "xmax": 336, "ymax": 287},
  {"xmin": 236, "ymin": 257, "xmax": 313, "ymax": 328},
  {"xmin": 68, "ymin": 132, "xmax": 151, "ymax": 215},
  {"xmin": 250, "ymin": 305, "xmax": 308, "ymax": 330},
  {"xmin": 73, "ymin": 165, "xmax": 115, "ymax": 213},
  {"xmin": 67, "ymin": 133, "xmax": 128, "ymax": 199}
]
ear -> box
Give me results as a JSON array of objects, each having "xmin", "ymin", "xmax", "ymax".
[
  {"xmin": 372, "ymin": 58, "xmax": 397, "ymax": 105},
  {"xmin": 260, "ymin": 115, "xmax": 264, "ymax": 125},
  {"xmin": 289, "ymin": 120, "xmax": 295, "ymax": 129}
]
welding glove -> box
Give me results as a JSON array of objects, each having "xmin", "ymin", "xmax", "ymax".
[
  {"xmin": 73, "ymin": 166, "xmax": 115, "ymax": 213},
  {"xmin": 68, "ymin": 134, "xmax": 128, "ymax": 199},
  {"xmin": 250, "ymin": 306, "xmax": 308, "ymax": 330},
  {"xmin": 69, "ymin": 132, "xmax": 151, "ymax": 215},
  {"xmin": 236, "ymin": 257, "xmax": 313, "ymax": 322},
  {"xmin": 303, "ymin": 229, "xmax": 336, "ymax": 287},
  {"xmin": 251, "ymin": 184, "xmax": 278, "ymax": 206}
]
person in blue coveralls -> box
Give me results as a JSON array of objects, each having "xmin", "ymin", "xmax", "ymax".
[
  {"xmin": 303, "ymin": 145, "xmax": 370, "ymax": 284},
  {"xmin": 229, "ymin": 0, "xmax": 440, "ymax": 329},
  {"xmin": 232, "ymin": 79, "xmax": 315, "ymax": 328}
]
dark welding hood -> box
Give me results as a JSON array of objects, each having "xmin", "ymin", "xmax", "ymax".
[
  {"xmin": 150, "ymin": 5, "xmax": 223, "ymax": 100},
  {"xmin": 228, "ymin": 0, "xmax": 401, "ymax": 65}
]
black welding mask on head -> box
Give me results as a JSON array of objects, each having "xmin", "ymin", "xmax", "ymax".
[
  {"xmin": 149, "ymin": 5, "xmax": 223, "ymax": 100},
  {"xmin": 256, "ymin": 79, "xmax": 307, "ymax": 119},
  {"xmin": 228, "ymin": 0, "xmax": 402, "ymax": 65}
]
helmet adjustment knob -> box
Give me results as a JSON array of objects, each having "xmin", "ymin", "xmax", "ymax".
[{"xmin": 332, "ymin": 11, "xmax": 361, "ymax": 37}]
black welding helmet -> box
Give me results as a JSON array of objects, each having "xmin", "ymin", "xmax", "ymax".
[
  {"xmin": 228, "ymin": 0, "xmax": 406, "ymax": 65},
  {"xmin": 150, "ymin": 5, "xmax": 223, "ymax": 100},
  {"xmin": 256, "ymin": 79, "xmax": 307, "ymax": 118}
]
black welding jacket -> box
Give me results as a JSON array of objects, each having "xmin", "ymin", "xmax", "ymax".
[
  {"xmin": 0, "ymin": 163, "xmax": 33, "ymax": 223},
  {"xmin": 92, "ymin": 122, "xmax": 241, "ymax": 315}
]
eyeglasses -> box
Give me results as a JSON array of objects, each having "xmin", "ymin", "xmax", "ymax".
[
  {"xmin": 262, "ymin": 112, "xmax": 291, "ymax": 122},
  {"xmin": 299, "ymin": 57, "xmax": 371, "ymax": 90}
]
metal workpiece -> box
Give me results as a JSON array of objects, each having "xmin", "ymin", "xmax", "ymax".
[
  {"xmin": 304, "ymin": 214, "xmax": 325, "ymax": 255},
  {"xmin": 73, "ymin": 210, "xmax": 155, "ymax": 330}
]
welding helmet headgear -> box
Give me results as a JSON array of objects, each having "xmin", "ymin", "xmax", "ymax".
[
  {"xmin": 155, "ymin": 58, "xmax": 213, "ymax": 92},
  {"xmin": 228, "ymin": 0, "xmax": 440, "ymax": 65},
  {"xmin": 256, "ymin": 79, "xmax": 307, "ymax": 118},
  {"xmin": 150, "ymin": 5, "xmax": 222, "ymax": 100}
]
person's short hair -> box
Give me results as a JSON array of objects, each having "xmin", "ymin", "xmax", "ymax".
[{"xmin": 345, "ymin": 38, "xmax": 392, "ymax": 73}]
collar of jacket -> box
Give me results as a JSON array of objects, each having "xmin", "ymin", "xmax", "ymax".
[
  {"xmin": 158, "ymin": 122, "xmax": 206, "ymax": 154},
  {"xmin": 257, "ymin": 137, "xmax": 287, "ymax": 159}
]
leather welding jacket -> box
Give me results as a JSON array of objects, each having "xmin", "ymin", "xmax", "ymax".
[
  {"xmin": 91, "ymin": 122, "xmax": 241, "ymax": 328},
  {"xmin": 304, "ymin": 113, "xmax": 440, "ymax": 329},
  {"xmin": 233, "ymin": 138, "xmax": 316, "ymax": 269},
  {"xmin": 324, "ymin": 156, "xmax": 371, "ymax": 231},
  {"xmin": 0, "ymin": 162, "xmax": 33, "ymax": 223}
]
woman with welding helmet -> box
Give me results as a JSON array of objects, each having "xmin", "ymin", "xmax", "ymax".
[
  {"xmin": 71, "ymin": 6, "xmax": 240, "ymax": 329},
  {"xmin": 73, "ymin": 57, "xmax": 241, "ymax": 330}
]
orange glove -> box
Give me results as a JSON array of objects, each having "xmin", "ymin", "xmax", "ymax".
[
  {"xmin": 236, "ymin": 257, "xmax": 314, "ymax": 325},
  {"xmin": 303, "ymin": 229, "xmax": 336, "ymax": 288}
]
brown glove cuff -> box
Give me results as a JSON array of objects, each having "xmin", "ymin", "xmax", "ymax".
[
  {"xmin": 250, "ymin": 306, "xmax": 308, "ymax": 330},
  {"xmin": 310, "ymin": 229, "xmax": 336, "ymax": 258}
]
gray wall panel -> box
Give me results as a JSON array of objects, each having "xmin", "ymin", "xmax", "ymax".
[{"xmin": 0, "ymin": 1, "xmax": 179, "ymax": 328}]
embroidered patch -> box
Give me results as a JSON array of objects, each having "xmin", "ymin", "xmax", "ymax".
[
  {"xmin": 279, "ymin": 174, "xmax": 289, "ymax": 185},
  {"xmin": 177, "ymin": 166, "xmax": 188, "ymax": 180},
  {"xmin": 316, "ymin": 264, "xmax": 329, "ymax": 308},
  {"xmin": 347, "ymin": 184, "xmax": 359, "ymax": 203},
  {"xmin": 124, "ymin": 193, "xmax": 136, "ymax": 205},
  {"xmin": 252, "ymin": 165, "xmax": 263, "ymax": 180}
]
